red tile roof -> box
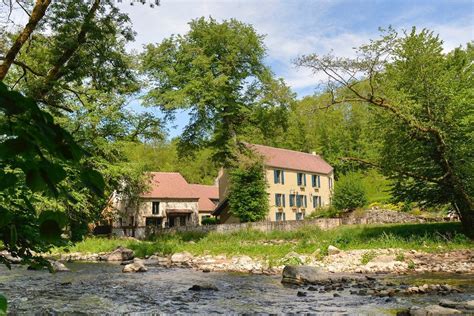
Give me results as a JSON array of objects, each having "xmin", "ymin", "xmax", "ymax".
[
  {"xmin": 141, "ymin": 172, "xmax": 199, "ymax": 199},
  {"xmin": 189, "ymin": 184, "xmax": 219, "ymax": 212},
  {"xmin": 248, "ymin": 143, "xmax": 333, "ymax": 174}
]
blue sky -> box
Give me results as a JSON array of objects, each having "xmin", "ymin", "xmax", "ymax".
[{"xmin": 118, "ymin": 0, "xmax": 473, "ymax": 137}]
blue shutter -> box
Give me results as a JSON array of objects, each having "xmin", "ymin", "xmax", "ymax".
[
  {"xmin": 304, "ymin": 195, "xmax": 307, "ymax": 208},
  {"xmin": 312, "ymin": 175, "xmax": 315, "ymax": 187},
  {"xmin": 317, "ymin": 176, "xmax": 321, "ymax": 188},
  {"xmin": 281, "ymin": 170, "xmax": 285, "ymax": 184},
  {"xmin": 313, "ymin": 196, "xmax": 316, "ymax": 208},
  {"xmin": 274, "ymin": 170, "xmax": 278, "ymax": 184},
  {"xmin": 282, "ymin": 194, "xmax": 286, "ymax": 207},
  {"xmin": 275, "ymin": 194, "xmax": 278, "ymax": 206},
  {"xmin": 303, "ymin": 174, "xmax": 306, "ymax": 186}
]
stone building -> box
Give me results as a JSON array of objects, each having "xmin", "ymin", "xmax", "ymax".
[{"xmin": 111, "ymin": 172, "xmax": 218, "ymax": 237}]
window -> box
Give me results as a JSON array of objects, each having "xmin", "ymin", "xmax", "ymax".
[
  {"xmin": 296, "ymin": 194, "xmax": 307, "ymax": 208},
  {"xmin": 146, "ymin": 217, "xmax": 162, "ymax": 227},
  {"xmin": 275, "ymin": 194, "xmax": 286, "ymax": 207},
  {"xmin": 129, "ymin": 216, "xmax": 134, "ymax": 226},
  {"xmin": 312, "ymin": 175, "xmax": 321, "ymax": 188},
  {"xmin": 289, "ymin": 194, "xmax": 296, "ymax": 207},
  {"xmin": 296, "ymin": 212, "xmax": 304, "ymax": 220},
  {"xmin": 275, "ymin": 212, "xmax": 286, "ymax": 221},
  {"xmin": 313, "ymin": 196, "xmax": 321, "ymax": 208},
  {"xmin": 273, "ymin": 169, "xmax": 285, "ymax": 184},
  {"xmin": 329, "ymin": 177, "xmax": 333, "ymax": 189},
  {"xmin": 152, "ymin": 201, "xmax": 160, "ymax": 214},
  {"xmin": 297, "ymin": 173, "xmax": 306, "ymax": 186}
]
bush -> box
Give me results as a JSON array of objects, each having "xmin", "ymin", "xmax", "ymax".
[
  {"xmin": 201, "ymin": 217, "xmax": 218, "ymax": 225},
  {"xmin": 332, "ymin": 173, "xmax": 368, "ymax": 211}
]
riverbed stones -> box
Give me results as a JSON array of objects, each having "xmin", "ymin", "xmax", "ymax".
[
  {"xmin": 103, "ymin": 246, "xmax": 134, "ymax": 262},
  {"xmin": 409, "ymin": 305, "xmax": 463, "ymax": 315},
  {"xmin": 171, "ymin": 251, "xmax": 193, "ymax": 265},
  {"xmin": 188, "ymin": 284, "xmax": 218, "ymax": 291},
  {"xmin": 122, "ymin": 258, "xmax": 147, "ymax": 273},
  {"xmin": 281, "ymin": 265, "xmax": 323, "ymax": 285},
  {"xmin": 327, "ymin": 245, "xmax": 341, "ymax": 255}
]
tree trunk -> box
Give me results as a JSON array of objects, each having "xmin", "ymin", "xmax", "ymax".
[
  {"xmin": 0, "ymin": 0, "xmax": 52, "ymax": 81},
  {"xmin": 452, "ymin": 189, "xmax": 474, "ymax": 239}
]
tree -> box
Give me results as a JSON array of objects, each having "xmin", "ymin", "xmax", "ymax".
[
  {"xmin": 228, "ymin": 154, "xmax": 269, "ymax": 222},
  {"xmin": 296, "ymin": 28, "xmax": 473, "ymax": 237},
  {"xmin": 332, "ymin": 173, "xmax": 368, "ymax": 211},
  {"xmin": 141, "ymin": 17, "xmax": 292, "ymax": 165}
]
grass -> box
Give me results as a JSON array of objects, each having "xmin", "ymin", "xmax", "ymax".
[
  {"xmin": 50, "ymin": 222, "xmax": 473, "ymax": 261},
  {"xmin": 360, "ymin": 250, "xmax": 378, "ymax": 265}
]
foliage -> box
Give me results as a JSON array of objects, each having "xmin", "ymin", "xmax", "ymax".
[
  {"xmin": 0, "ymin": 83, "xmax": 104, "ymax": 266},
  {"xmin": 201, "ymin": 217, "xmax": 218, "ymax": 225},
  {"xmin": 0, "ymin": 293, "xmax": 5, "ymax": 315},
  {"xmin": 332, "ymin": 173, "xmax": 368, "ymax": 211},
  {"xmin": 228, "ymin": 154, "xmax": 269, "ymax": 222},
  {"xmin": 296, "ymin": 28, "xmax": 474, "ymax": 237},
  {"xmin": 51, "ymin": 222, "xmax": 472, "ymax": 261},
  {"xmin": 141, "ymin": 17, "xmax": 293, "ymax": 164},
  {"xmin": 306, "ymin": 206, "xmax": 343, "ymax": 219}
]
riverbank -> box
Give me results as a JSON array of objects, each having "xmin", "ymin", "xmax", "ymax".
[{"xmin": 48, "ymin": 222, "xmax": 473, "ymax": 275}]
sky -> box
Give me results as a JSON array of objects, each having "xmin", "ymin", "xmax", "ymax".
[{"xmin": 115, "ymin": 0, "xmax": 473, "ymax": 137}]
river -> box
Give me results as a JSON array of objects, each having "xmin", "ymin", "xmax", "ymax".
[{"xmin": 0, "ymin": 263, "xmax": 473, "ymax": 314}]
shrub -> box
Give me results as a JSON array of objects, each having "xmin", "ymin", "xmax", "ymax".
[
  {"xmin": 201, "ymin": 217, "xmax": 218, "ymax": 225},
  {"xmin": 360, "ymin": 250, "xmax": 377, "ymax": 265},
  {"xmin": 332, "ymin": 173, "xmax": 368, "ymax": 211}
]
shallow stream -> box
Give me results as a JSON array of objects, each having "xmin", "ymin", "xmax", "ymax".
[{"xmin": 0, "ymin": 263, "xmax": 473, "ymax": 314}]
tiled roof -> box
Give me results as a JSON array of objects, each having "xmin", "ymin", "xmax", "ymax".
[
  {"xmin": 141, "ymin": 172, "xmax": 199, "ymax": 199},
  {"xmin": 189, "ymin": 184, "xmax": 219, "ymax": 212},
  {"xmin": 248, "ymin": 143, "xmax": 333, "ymax": 174}
]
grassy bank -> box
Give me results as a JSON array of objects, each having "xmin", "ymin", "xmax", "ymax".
[{"xmin": 51, "ymin": 222, "xmax": 472, "ymax": 260}]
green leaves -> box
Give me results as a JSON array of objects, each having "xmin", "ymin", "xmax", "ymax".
[{"xmin": 0, "ymin": 294, "xmax": 7, "ymax": 315}]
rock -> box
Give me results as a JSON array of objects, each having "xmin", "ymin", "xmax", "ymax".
[
  {"xmin": 327, "ymin": 245, "xmax": 341, "ymax": 255},
  {"xmin": 409, "ymin": 305, "xmax": 462, "ymax": 315},
  {"xmin": 439, "ymin": 299, "xmax": 474, "ymax": 311},
  {"xmin": 188, "ymin": 284, "xmax": 218, "ymax": 291},
  {"xmin": 103, "ymin": 246, "xmax": 134, "ymax": 262},
  {"xmin": 333, "ymin": 293, "xmax": 341, "ymax": 297},
  {"xmin": 202, "ymin": 268, "xmax": 211, "ymax": 273},
  {"xmin": 122, "ymin": 258, "xmax": 147, "ymax": 273},
  {"xmin": 50, "ymin": 260, "xmax": 70, "ymax": 272},
  {"xmin": 281, "ymin": 265, "xmax": 323, "ymax": 285},
  {"xmin": 297, "ymin": 291, "xmax": 307, "ymax": 297},
  {"xmin": 170, "ymin": 252, "xmax": 193, "ymax": 264},
  {"xmin": 0, "ymin": 250, "xmax": 22, "ymax": 264}
]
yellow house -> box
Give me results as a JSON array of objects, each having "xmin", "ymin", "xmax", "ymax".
[{"xmin": 213, "ymin": 144, "xmax": 334, "ymax": 223}]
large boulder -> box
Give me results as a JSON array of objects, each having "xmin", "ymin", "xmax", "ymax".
[
  {"xmin": 122, "ymin": 258, "xmax": 147, "ymax": 273},
  {"xmin": 281, "ymin": 265, "xmax": 323, "ymax": 285},
  {"xmin": 103, "ymin": 246, "xmax": 134, "ymax": 262},
  {"xmin": 0, "ymin": 250, "xmax": 22, "ymax": 264},
  {"xmin": 49, "ymin": 260, "xmax": 70, "ymax": 272},
  {"xmin": 409, "ymin": 305, "xmax": 462, "ymax": 315}
]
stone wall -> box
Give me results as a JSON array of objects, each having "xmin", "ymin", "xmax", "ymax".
[{"xmin": 111, "ymin": 209, "xmax": 448, "ymax": 239}]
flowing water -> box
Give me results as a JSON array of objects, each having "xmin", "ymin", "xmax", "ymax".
[{"xmin": 0, "ymin": 263, "xmax": 473, "ymax": 315}]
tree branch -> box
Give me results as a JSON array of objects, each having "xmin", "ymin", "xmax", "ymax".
[
  {"xmin": 0, "ymin": 57, "xmax": 45, "ymax": 77},
  {"xmin": 0, "ymin": 0, "xmax": 51, "ymax": 80},
  {"xmin": 340, "ymin": 156, "xmax": 444, "ymax": 184}
]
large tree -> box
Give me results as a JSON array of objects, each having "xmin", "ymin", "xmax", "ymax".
[
  {"xmin": 141, "ymin": 17, "xmax": 293, "ymax": 165},
  {"xmin": 296, "ymin": 28, "xmax": 473, "ymax": 236}
]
